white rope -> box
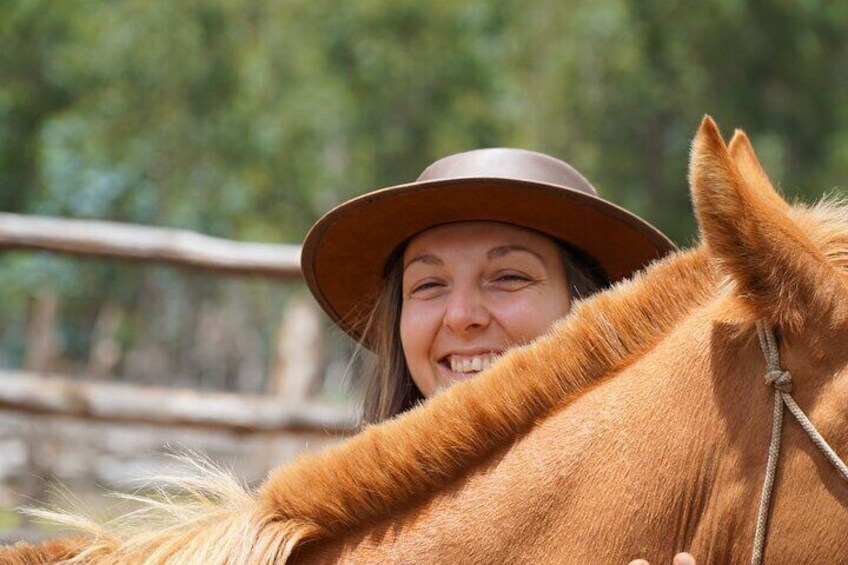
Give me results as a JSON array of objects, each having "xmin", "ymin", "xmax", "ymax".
[
  {"xmin": 750, "ymin": 321, "xmax": 848, "ymax": 565},
  {"xmin": 782, "ymin": 394, "xmax": 848, "ymax": 480}
]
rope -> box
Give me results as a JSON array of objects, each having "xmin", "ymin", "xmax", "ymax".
[{"xmin": 750, "ymin": 321, "xmax": 848, "ymax": 565}]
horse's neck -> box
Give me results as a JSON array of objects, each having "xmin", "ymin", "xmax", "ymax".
[
  {"xmin": 295, "ymin": 297, "xmax": 848, "ymax": 564},
  {"xmin": 293, "ymin": 302, "xmax": 754, "ymax": 563},
  {"xmin": 261, "ymin": 248, "xmax": 720, "ymax": 546}
]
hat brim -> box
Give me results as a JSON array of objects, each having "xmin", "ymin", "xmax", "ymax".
[{"xmin": 301, "ymin": 177, "xmax": 676, "ymax": 346}]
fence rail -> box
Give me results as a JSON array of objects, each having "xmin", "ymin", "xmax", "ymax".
[
  {"xmin": 0, "ymin": 212, "xmax": 302, "ymax": 278},
  {"xmin": 0, "ymin": 370, "xmax": 356, "ymax": 433}
]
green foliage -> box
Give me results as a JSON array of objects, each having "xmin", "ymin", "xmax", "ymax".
[
  {"xmin": 5, "ymin": 0, "xmax": 847, "ymax": 240},
  {"xmin": 1, "ymin": 0, "xmax": 847, "ymax": 378}
]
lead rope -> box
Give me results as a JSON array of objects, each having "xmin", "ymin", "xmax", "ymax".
[{"xmin": 750, "ymin": 321, "xmax": 848, "ymax": 565}]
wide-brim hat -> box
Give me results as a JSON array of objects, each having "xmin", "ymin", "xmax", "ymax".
[{"xmin": 302, "ymin": 148, "xmax": 676, "ymax": 346}]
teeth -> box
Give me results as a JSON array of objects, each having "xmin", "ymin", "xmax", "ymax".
[{"xmin": 449, "ymin": 353, "xmax": 500, "ymax": 374}]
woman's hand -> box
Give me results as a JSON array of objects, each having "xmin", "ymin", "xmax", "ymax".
[{"xmin": 629, "ymin": 552, "xmax": 695, "ymax": 565}]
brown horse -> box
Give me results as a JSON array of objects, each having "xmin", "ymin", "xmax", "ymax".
[{"xmin": 4, "ymin": 117, "xmax": 848, "ymax": 564}]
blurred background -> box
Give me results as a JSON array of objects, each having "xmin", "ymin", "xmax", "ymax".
[{"xmin": 1, "ymin": 0, "xmax": 847, "ymax": 541}]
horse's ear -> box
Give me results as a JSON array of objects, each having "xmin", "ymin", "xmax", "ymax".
[
  {"xmin": 690, "ymin": 116, "xmax": 848, "ymax": 334},
  {"xmin": 727, "ymin": 129, "xmax": 783, "ymax": 209}
]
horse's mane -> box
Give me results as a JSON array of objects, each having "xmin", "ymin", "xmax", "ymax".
[{"xmin": 794, "ymin": 197, "xmax": 848, "ymax": 271}]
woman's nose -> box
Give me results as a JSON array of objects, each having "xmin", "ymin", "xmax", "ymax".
[{"xmin": 443, "ymin": 287, "xmax": 490, "ymax": 336}]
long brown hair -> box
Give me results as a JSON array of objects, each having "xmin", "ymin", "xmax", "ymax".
[{"xmin": 358, "ymin": 239, "xmax": 603, "ymax": 425}]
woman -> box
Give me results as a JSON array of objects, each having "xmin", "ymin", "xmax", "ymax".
[
  {"xmin": 302, "ymin": 147, "xmax": 673, "ymax": 420},
  {"xmin": 302, "ymin": 147, "xmax": 693, "ymax": 564}
]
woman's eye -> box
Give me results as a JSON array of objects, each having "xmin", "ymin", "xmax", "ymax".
[
  {"xmin": 495, "ymin": 274, "xmax": 529, "ymax": 282},
  {"xmin": 410, "ymin": 281, "xmax": 443, "ymax": 295},
  {"xmin": 490, "ymin": 273, "xmax": 534, "ymax": 288}
]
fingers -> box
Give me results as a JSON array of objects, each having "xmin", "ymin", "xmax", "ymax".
[
  {"xmin": 673, "ymin": 553, "xmax": 695, "ymax": 565},
  {"xmin": 628, "ymin": 553, "xmax": 695, "ymax": 565}
]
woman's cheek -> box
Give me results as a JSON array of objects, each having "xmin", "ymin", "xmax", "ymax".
[
  {"xmin": 399, "ymin": 303, "xmax": 443, "ymax": 397},
  {"xmin": 400, "ymin": 303, "xmax": 436, "ymax": 356},
  {"xmin": 493, "ymin": 293, "xmax": 566, "ymax": 342}
]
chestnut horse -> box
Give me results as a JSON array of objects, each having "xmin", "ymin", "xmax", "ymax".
[{"xmin": 4, "ymin": 117, "xmax": 848, "ymax": 564}]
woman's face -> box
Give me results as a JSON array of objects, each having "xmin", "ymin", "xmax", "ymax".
[{"xmin": 400, "ymin": 222, "xmax": 571, "ymax": 397}]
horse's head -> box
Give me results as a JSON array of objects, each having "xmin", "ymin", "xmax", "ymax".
[{"xmin": 686, "ymin": 117, "xmax": 848, "ymax": 561}]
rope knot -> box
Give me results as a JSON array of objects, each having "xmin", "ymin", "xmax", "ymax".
[{"xmin": 765, "ymin": 369, "xmax": 792, "ymax": 393}]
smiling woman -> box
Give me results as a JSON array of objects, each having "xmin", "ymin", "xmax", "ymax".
[
  {"xmin": 399, "ymin": 222, "xmax": 574, "ymax": 396},
  {"xmin": 301, "ymin": 147, "xmax": 675, "ymax": 423}
]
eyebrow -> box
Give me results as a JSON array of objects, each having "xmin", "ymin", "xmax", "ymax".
[
  {"xmin": 403, "ymin": 254, "xmax": 443, "ymax": 272},
  {"xmin": 487, "ymin": 244, "xmax": 545, "ymax": 262},
  {"xmin": 403, "ymin": 245, "xmax": 544, "ymax": 272}
]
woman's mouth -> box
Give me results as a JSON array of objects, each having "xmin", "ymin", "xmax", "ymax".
[{"xmin": 442, "ymin": 353, "xmax": 501, "ymax": 375}]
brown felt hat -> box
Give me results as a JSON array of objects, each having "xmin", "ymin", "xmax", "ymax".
[{"xmin": 302, "ymin": 148, "xmax": 676, "ymax": 346}]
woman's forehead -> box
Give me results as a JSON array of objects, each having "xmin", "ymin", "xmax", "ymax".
[{"xmin": 403, "ymin": 221, "xmax": 559, "ymax": 260}]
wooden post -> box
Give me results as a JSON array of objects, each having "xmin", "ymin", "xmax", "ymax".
[
  {"xmin": 24, "ymin": 288, "xmax": 59, "ymax": 373},
  {"xmin": 88, "ymin": 302, "xmax": 124, "ymax": 380},
  {"xmin": 269, "ymin": 295, "xmax": 323, "ymax": 401}
]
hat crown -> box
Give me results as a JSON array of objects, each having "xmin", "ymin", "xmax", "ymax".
[{"xmin": 417, "ymin": 148, "xmax": 598, "ymax": 197}]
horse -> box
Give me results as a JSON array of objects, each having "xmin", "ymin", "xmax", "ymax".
[{"xmin": 3, "ymin": 116, "xmax": 848, "ymax": 564}]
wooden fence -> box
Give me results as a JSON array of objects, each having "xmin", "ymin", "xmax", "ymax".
[
  {"xmin": 0, "ymin": 209, "xmax": 361, "ymax": 545},
  {"xmin": 0, "ymin": 212, "xmax": 357, "ymax": 433}
]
